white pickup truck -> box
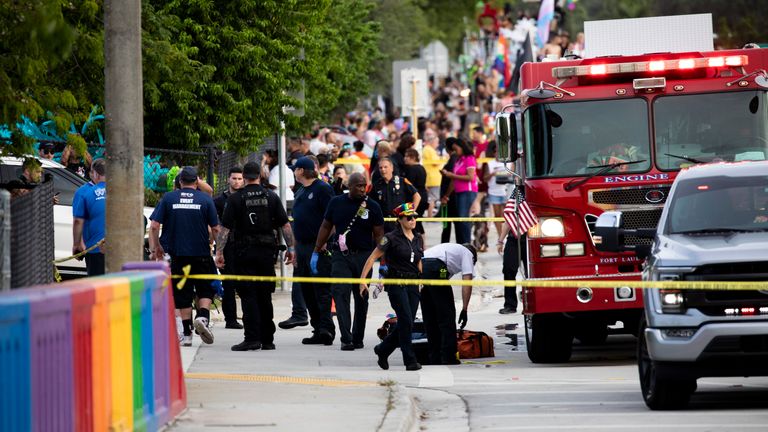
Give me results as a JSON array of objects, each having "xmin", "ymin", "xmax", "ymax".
[{"xmin": 1, "ymin": 157, "xmax": 154, "ymax": 278}]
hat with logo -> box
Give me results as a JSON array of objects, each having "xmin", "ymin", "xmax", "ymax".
[
  {"xmin": 294, "ymin": 156, "xmax": 315, "ymax": 171},
  {"xmin": 243, "ymin": 161, "xmax": 261, "ymax": 179},
  {"xmin": 178, "ymin": 166, "xmax": 198, "ymax": 183},
  {"xmin": 392, "ymin": 202, "xmax": 417, "ymax": 217}
]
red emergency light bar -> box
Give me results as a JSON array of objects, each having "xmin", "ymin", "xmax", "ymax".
[{"xmin": 552, "ymin": 55, "xmax": 749, "ymax": 79}]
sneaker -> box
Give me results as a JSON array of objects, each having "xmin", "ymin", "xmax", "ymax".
[
  {"xmin": 180, "ymin": 335, "xmax": 193, "ymax": 347},
  {"xmin": 374, "ymin": 344, "xmax": 389, "ymax": 370},
  {"xmin": 278, "ymin": 317, "xmax": 309, "ymax": 329},
  {"xmin": 261, "ymin": 343, "xmax": 276, "ymax": 350},
  {"xmin": 231, "ymin": 340, "xmax": 261, "ymax": 351},
  {"xmin": 406, "ymin": 362, "xmax": 422, "ymax": 371},
  {"xmin": 194, "ymin": 317, "xmax": 214, "ymax": 344},
  {"xmin": 225, "ymin": 321, "xmax": 244, "ymax": 329},
  {"xmin": 340, "ymin": 342, "xmax": 355, "ymax": 351},
  {"xmin": 499, "ymin": 307, "xmax": 516, "ymax": 315}
]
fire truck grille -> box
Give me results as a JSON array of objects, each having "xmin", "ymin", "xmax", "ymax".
[{"xmin": 592, "ymin": 186, "xmax": 671, "ymax": 205}]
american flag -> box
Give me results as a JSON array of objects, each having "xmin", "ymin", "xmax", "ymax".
[{"xmin": 503, "ymin": 186, "xmax": 538, "ymax": 238}]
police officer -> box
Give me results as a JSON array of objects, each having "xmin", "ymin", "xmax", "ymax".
[
  {"xmin": 497, "ymin": 223, "xmax": 527, "ymax": 314},
  {"xmin": 421, "ymin": 243, "xmax": 477, "ymax": 365},
  {"xmin": 360, "ymin": 203, "xmax": 423, "ymax": 371},
  {"xmin": 314, "ymin": 172, "xmax": 384, "ymax": 351},
  {"xmin": 371, "ymin": 157, "xmax": 421, "ymax": 232},
  {"xmin": 290, "ymin": 157, "xmax": 336, "ymax": 345},
  {"xmin": 213, "ymin": 166, "xmax": 244, "ymax": 329},
  {"xmin": 215, "ymin": 162, "xmax": 295, "ymax": 351},
  {"xmin": 149, "ymin": 166, "xmax": 220, "ymax": 347}
]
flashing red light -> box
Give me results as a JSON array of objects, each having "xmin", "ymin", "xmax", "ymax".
[
  {"xmin": 726, "ymin": 56, "xmax": 744, "ymax": 66},
  {"xmin": 590, "ymin": 65, "xmax": 607, "ymax": 75},
  {"xmin": 741, "ymin": 307, "xmax": 756, "ymax": 315},
  {"xmin": 708, "ymin": 57, "xmax": 725, "ymax": 67},
  {"xmin": 697, "ymin": 185, "xmax": 709, "ymax": 191},
  {"xmin": 648, "ymin": 61, "xmax": 665, "ymax": 72},
  {"xmin": 678, "ymin": 59, "xmax": 695, "ymax": 69}
]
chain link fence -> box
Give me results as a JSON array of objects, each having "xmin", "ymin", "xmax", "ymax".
[
  {"xmin": 0, "ymin": 190, "xmax": 10, "ymax": 291},
  {"xmin": 11, "ymin": 177, "xmax": 54, "ymax": 288}
]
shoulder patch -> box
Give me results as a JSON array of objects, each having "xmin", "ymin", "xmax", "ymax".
[{"xmin": 379, "ymin": 236, "xmax": 389, "ymax": 247}]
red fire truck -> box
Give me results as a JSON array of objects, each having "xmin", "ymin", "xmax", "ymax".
[{"xmin": 496, "ymin": 33, "xmax": 768, "ymax": 363}]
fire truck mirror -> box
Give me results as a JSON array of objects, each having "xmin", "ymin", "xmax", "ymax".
[
  {"xmin": 594, "ymin": 211, "xmax": 626, "ymax": 253},
  {"xmin": 495, "ymin": 112, "xmax": 518, "ymax": 163}
]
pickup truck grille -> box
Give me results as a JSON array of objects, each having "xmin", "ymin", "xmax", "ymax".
[{"xmin": 683, "ymin": 262, "xmax": 768, "ymax": 315}]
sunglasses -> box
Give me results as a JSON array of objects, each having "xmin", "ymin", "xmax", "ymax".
[
  {"xmin": 400, "ymin": 215, "xmax": 417, "ymax": 221},
  {"xmin": 42, "ymin": 149, "xmax": 54, "ymax": 155}
]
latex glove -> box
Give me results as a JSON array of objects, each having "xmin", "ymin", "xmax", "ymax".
[
  {"xmin": 212, "ymin": 279, "xmax": 224, "ymax": 299},
  {"xmin": 310, "ymin": 252, "xmax": 319, "ymax": 275},
  {"xmin": 378, "ymin": 264, "xmax": 389, "ymax": 278},
  {"xmin": 458, "ymin": 309, "xmax": 468, "ymax": 329}
]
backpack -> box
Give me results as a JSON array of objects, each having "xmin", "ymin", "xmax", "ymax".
[{"xmin": 457, "ymin": 330, "xmax": 495, "ymax": 359}]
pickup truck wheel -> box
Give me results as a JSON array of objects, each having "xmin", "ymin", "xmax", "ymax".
[
  {"xmin": 638, "ymin": 318, "xmax": 695, "ymax": 410},
  {"xmin": 525, "ymin": 313, "xmax": 573, "ymax": 363}
]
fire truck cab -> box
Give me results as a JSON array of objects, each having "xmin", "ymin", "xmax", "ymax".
[{"xmin": 495, "ymin": 15, "xmax": 768, "ymax": 363}]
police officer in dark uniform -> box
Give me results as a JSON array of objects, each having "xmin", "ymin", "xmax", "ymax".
[
  {"xmin": 213, "ymin": 166, "xmax": 244, "ymax": 329},
  {"xmin": 290, "ymin": 157, "xmax": 336, "ymax": 345},
  {"xmin": 149, "ymin": 166, "xmax": 220, "ymax": 347},
  {"xmin": 370, "ymin": 157, "xmax": 421, "ymax": 232},
  {"xmin": 215, "ymin": 162, "xmax": 296, "ymax": 351},
  {"xmin": 360, "ymin": 203, "xmax": 423, "ymax": 371},
  {"xmin": 314, "ymin": 172, "xmax": 384, "ymax": 351}
]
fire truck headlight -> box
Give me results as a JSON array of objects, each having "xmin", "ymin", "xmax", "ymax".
[
  {"xmin": 564, "ymin": 243, "xmax": 585, "ymax": 256},
  {"xmin": 540, "ymin": 217, "xmax": 565, "ymax": 237}
]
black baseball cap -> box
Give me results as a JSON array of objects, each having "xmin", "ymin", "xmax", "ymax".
[
  {"xmin": 243, "ymin": 161, "xmax": 261, "ymax": 180},
  {"xmin": 178, "ymin": 166, "xmax": 198, "ymax": 183}
]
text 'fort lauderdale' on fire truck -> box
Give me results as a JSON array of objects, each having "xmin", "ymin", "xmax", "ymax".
[{"xmin": 494, "ymin": 14, "xmax": 768, "ymax": 363}]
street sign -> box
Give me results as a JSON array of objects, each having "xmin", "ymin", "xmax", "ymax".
[
  {"xmin": 400, "ymin": 68, "xmax": 430, "ymax": 118},
  {"xmin": 421, "ymin": 40, "xmax": 449, "ymax": 79},
  {"xmin": 392, "ymin": 60, "xmax": 429, "ymax": 109}
]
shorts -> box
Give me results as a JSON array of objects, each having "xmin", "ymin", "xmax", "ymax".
[
  {"xmin": 428, "ymin": 186, "xmax": 440, "ymax": 204},
  {"xmin": 488, "ymin": 194, "xmax": 506, "ymax": 205},
  {"xmin": 170, "ymin": 255, "xmax": 216, "ymax": 308}
]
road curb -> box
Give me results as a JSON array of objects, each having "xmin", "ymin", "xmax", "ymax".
[{"xmin": 379, "ymin": 384, "xmax": 419, "ymax": 432}]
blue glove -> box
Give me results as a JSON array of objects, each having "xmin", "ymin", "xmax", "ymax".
[
  {"xmin": 310, "ymin": 252, "xmax": 319, "ymax": 275},
  {"xmin": 212, "ymin": 279, "xmax": 224, "ymax": 298},
  {"xmin": 378, "ymin": 264, "xmax": 388, "ymax": 278}
]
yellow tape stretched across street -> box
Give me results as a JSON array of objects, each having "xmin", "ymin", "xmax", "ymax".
[
  {"xmin": 334, "ymin": 157, "xmax": 497, "ymax": 165},
  {"xmin": 170, "ymin": 272, "xmax": 768, "ymax": 291},
  {"xmin": 287, "ymin": 216, "xmax": 505, "ymax": 222}
]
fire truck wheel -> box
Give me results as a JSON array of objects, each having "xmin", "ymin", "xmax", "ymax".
[
  {"xmin": 525, "ymin": 313, "xmax": 573, "ymax": 363},
  {"xmin": 637, "ymin": 318, "xmax": 695, "ymax": 410}
]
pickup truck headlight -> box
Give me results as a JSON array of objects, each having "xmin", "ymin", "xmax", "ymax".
[{"xmin": 654, "ymin": 270, "xmax": 691, "ymax": 314}]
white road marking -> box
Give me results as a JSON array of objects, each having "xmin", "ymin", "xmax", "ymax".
[
  {"xmin": 417, "ymin": 365, "xmax": 455, "ymax": 387},
  {"xmin": 480, "ymin": 424, "xmax": 768, "ymax": 431},
  {"xmin": 483, "ymin": 411, "xmax": 768, "ymax": 418},
  {"xmin": 460, "ymin": 390, "xmax": 639, "ymax": 396}
]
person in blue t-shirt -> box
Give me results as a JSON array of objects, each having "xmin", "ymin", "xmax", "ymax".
[
  {"xmin": 149, "ymin": 166, "xmax": 220, "ymax": 347},
  {"xmin": 72, "ymin": 158, "xmax": 107, "ymax": 276},
  {"xmin": 287, "ymin": 157, "xmax": 336, "ymax": 345},
  {"xmin": 314, "ymin": 172, "xmax": 385, "ymax": 351}
]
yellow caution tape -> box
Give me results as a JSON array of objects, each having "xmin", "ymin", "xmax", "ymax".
[
  {"xmin": 383, "ymin": 217, "xmax": 504, "ymax": 222},
  {"xmin": 461, "ymin": 360, "xmax": 510, "ymax": 365},
  {"xmin": 52, "ymin": 238, "xmax": 106, "ymax": 282},
  {"xmin": 334, "ymin": 157, "xmax": 497, "ymax": 166},
  {"xmin": 169, "ymin": 273, "xmax": 768, "ymax": 291}
]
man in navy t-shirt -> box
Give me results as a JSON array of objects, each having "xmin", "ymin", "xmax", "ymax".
[
  {"xmin": 73, "ymin": 158, "xmax": 107, "ymax": 276},
  {"xmin": 314, "ymin": 172, "xmax": 385, "ymax": 350},
  {"xmin": 149, "ymin": 166, "xmax": 220, "ymax": 347},
  {"xmin": 288, "ymin": 157, "xmax": 336, "ymax": 345}
]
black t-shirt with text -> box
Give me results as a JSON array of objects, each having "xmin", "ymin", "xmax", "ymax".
[{"xmin": 377, "ymin": 228, "xmax": 423, "ymax": 275}]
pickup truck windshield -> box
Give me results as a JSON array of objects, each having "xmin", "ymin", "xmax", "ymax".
[
  {"xmin": 667, "ymin": 175, "xmax": 768, "ymax": 234},
  {"xmin": 524, "ymin": 98, "xmax": 651, "ymax": 178},
  {"xmin": 654, "ymin": 91, "xmax": 768, "ymax": 170}
]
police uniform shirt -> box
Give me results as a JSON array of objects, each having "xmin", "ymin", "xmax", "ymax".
[
  {"xmin": 323, "ymin": 195, "xmax": 384, "ymax": 252},
  {"xmin": 214, "ymin": 190, "xmax": 232, "ymax": 220},
  {"xmin": 292, "ymin": 179, "xmax": 334, "ymax": 244},
  {"xmin": 372, "ymin": 175, "xmax": 417, "ymax": 217},
  {"xmin": 423, "ymin": 243, "xmax": 475, "ymax": 278},
  {"xmin": 221, "ymin": 184, "xmax": 288, "ymax": 240},
  {"xmin": 377, "ymin": 229, "xmax": 423, "ymax": 275},
  {"xmin": 150, "ymin": 187, "xmax": 219, "ymax": 256}
]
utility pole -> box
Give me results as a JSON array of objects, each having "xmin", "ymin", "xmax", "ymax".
[{"xmin": 104, "ymin": 0, "xmax": 144, "ymax": 272}]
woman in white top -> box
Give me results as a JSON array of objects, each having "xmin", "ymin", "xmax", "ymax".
[{"xmin": 484, "ymin": 142, "xmax": 509, "ymax": 240}]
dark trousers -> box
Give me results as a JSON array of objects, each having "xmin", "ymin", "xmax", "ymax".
[
  {"xmin": 85, "ymin": 253, "xmax": 105, "ymax": 276},
  {"xmin": 420, "ymin": 258, "xmax": 457, "ymax": 364},
  {"xmin": 379, "ymin": 283, "xmax": 420, "ymax": 365},
  {"xmin": 502, "ymin": 234, "xmax": 528, "ymax": 310},
  {"xmin": 234, "ymin": 248, "xmax": 277, "ymax": 344},
  {"xmin": 331, "ymin": 251, "xmax": 370, "ymax": 345},
  {"xmin": 296, "ymin": 243, "xmax": 334, "ymax": 338},
  {"xmin": 218, "ymin": 253, "xmax": 238, "ymax": 324}
]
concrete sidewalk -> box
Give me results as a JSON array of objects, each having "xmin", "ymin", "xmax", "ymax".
[{"xmin": 168, "ymin": 229, "xmax": 509, "ymax": 432}]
